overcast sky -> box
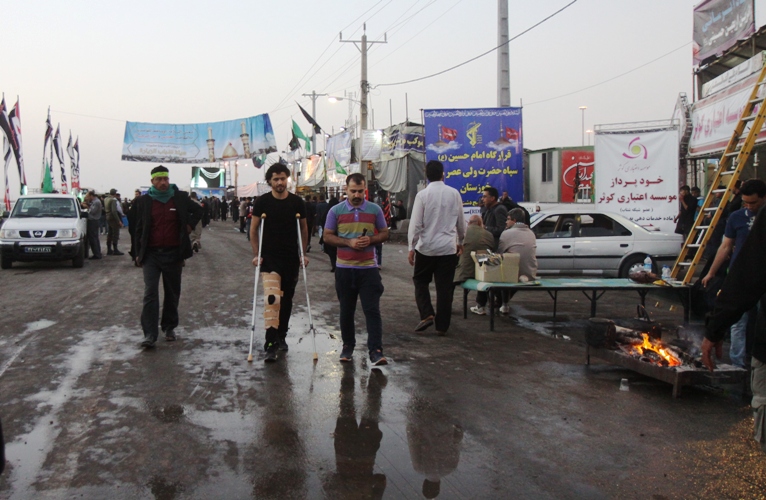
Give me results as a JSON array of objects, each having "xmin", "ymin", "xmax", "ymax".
[{"xmin": 2, "ymin": 0, "xmax": 696, "ymax": 197}]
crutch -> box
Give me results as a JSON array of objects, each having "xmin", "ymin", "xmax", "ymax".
[
  {"xmin": 296, "ymin": 214, "xmax": 318, "ymax": 361},
  {"xmin": 247, "ymin": 214, "xmax": 266, "ymax": 362}
]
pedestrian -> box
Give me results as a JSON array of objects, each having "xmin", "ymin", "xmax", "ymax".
[
  {"xmin": 98, "ymin": 195, "xmax": 108, "ymax": 235},
  {"xmin": 131, "ymin": 165, "xmax": 202, "ymax": 348},
  {"xmin": 454, "ymin": 215, "xmax": 495, "ymax": 283},
  {"xmin": 189, "ymin": 192, "xmax": 204, "ymax": 252},
  {"xmin": 701, "ymin": 179, "xmax": 766, "ymax": 367},
  {"xmin": 703, "ymin": 202, "xmax": 766, "ymax": 453},
  {"xmin": 230, "ymin": 197, "xmax": 239, "ymax": 223},
  {"xmin": 239, "ymin": 197, "xmax": 248, "ymax": 233},
  {"xmin": 408, "ymin": 160, "xmax": 466, "ymax": 335},
  {"xmin": 316, "ymin": 195, "xmax": 329, "ymax": 250},
  {"xmin": 674, "ymin": 185, "xmax": 696, "ymax": 239},
  {"xmin": 481, "ymin": 187, "xmax": 508, "ymax": 248},
  {"xmin": 84, "ymin": 190, "xmax": 103, "ymax": 260},
  {"xmin": 220, "ymin": 196, "xmax": 228, "ymax": 222},
  {"xmin": 323, "ymin": 173, "xmax": 390, "ymax": 365},
  {"xmin": 494, "ymin": 207, "xmax": 538, "ymax": 314},
  {"xmin": 250, "ymin": 163, "xmax": 308, "ymax": 362},
  {"xmin": 305, "ymin": 195, "xmax": 316, "ymax": 252},
  {"xmin": 104, "ymin": 188, "xmax": 125, "ymax": 256},
  {"xmin": 390, "ymin": 200, "xmax": 407, "ymax": 230}
]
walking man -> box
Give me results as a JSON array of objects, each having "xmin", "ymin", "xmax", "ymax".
[
  {"xmin": 132, "ymin": 166, "xmax": 202, "ymax": 348},
  {"xmin": 104, "ymin": 189, "xmax": 125, "ymax": 255},
  {"xmin": 323, "ymin": 173, "xmax": 390, "ymax": 365},
  {"xmin": 250, "ymin": 163, "xmax": 308, "ymax": 362},
  {"xmin": 408, "ymin": 160, "xmax": 465, "ymax": 335},
  {"xmin": 85, "ymin": 190, "xmax": 103, "ymax": 260}
]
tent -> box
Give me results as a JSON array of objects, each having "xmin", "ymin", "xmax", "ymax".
[{"xmin": 372, "ymin": 121, "xmax": 426, "ymax": 214}]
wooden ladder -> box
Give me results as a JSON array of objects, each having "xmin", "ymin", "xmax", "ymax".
[{"xmin": 672, "ymin": 63, "xmax": 766, "ymax": 284}]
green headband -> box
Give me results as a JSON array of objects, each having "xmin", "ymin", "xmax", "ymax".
[{"xmin": 151, "ymin": 171, "xmax": 169, "ymax": 179}]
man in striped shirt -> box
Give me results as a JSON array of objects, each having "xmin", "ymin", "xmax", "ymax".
[{"xmin": 324, "ymin": 173, "xmax": 390, "ymax": 366}]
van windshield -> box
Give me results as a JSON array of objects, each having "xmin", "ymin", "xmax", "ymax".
[{"xmin": 11, "ymin": 198, "xmax": 78, "ymax": 218}]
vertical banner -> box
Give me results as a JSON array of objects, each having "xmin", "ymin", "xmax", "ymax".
[
  {"xmin": 67, "ymin": 132, "xmax": 79, "ymax": 190},
  {"xmin": 326, "ymin": 131, "xmax": 352, "ymax": 173},
  {"xmin": 560, "ymin": 150, "xmax": 594, "ymax": 202},
  {"xmin": 360, "ymin": 129, "xmax": 382, "ymax": 161},
  {"xmin": 424, "ymin": 107, "xmax": 523, "ymax": 205},
  {"xmin": 595, "ymin": 129, "xmax": 679, "ymax": 233},
  {"xmin": 3, "ymin": 137, "xmax": 11, "ymax": 211},
  {"xmin": 122, "ymin": 114, "xmax": 276, "ymax": 164},
  {"xmin": 53, "ymin": 125, "xmax": 68, "ymax": 194},
  {"xmin": 7, "ymin": 99, "xmax": 26, "ymax": 191}
]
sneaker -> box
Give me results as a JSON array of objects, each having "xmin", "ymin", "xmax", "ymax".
[
  {"xmin": 470, "ymin": 305, "xmax": 487, "ymax": 315},
  {"xmin": 339, "ymin": 345, "xmax": 354, "ymax": 362},
  {"xmin": 278, "ymin": 337, "xmax": 289, "ymax": 351},
  {"xmin": 370, "ymin": 350, "xmax": 388, "ymax": 366},
  {"xmin": 140, "ymin": 338, "xmax": 156, "ymax": 349},
  {"xmin": 164, "ymin": 330, "xmax": 177, "ymax": 341},
  {"xmin": 499, "ymin": 304, "xmax": 510, "ymax": 315},
  {"xmin": 264, "ymin": 347, "xmax": 278, "ymax": 362}
]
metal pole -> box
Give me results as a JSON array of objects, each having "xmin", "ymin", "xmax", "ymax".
[{"xmin": 579, "ymin": 106, "xmax": 587, "ymax": 146}]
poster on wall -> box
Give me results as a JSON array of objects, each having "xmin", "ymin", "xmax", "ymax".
[
  {"xmin": 424, "ymin": 107, "xmax": 523, "ymax": 206},
  {"xmin": 595, "ymin": 129, "xmax": 679, "ymax": 233},
  {"xmin": 122, "ymin": 114, "xmax": 277, "ymax": 164},
  {"xmin": 560, "ymin": 150, "xmax": 594, "ymax": 203}
]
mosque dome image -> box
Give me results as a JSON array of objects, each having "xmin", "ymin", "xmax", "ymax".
[{"xmin": 222, "ymin": 142, "xmax": 239, "ymax": 160}]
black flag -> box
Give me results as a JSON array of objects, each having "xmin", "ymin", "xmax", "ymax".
[
  {"xmin": 297, "ymin": 102, "xmax": 322, "ymax": 134},
  {"xmin": 288, "ymin": 129, "xmax": 300, "ymax": 151}
]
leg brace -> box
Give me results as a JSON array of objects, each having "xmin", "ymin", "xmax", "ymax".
[{"xmin": 262, "ymin": 272, "xmax": 283, "ymax": 330}]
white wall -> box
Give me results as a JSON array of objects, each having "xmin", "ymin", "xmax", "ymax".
[{"xmin": 528, "ymin": 150, "xmax": 560, "ymax": 203}]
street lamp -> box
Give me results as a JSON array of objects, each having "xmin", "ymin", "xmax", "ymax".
[{"xmin": 579, "ymin": 106, "xmax": 587, "ymax": 146}]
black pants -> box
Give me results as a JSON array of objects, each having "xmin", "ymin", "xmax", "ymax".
[
  {"xmin": 412, "ymin": 251, "xmax": 458, "ymax": 332},
  {"xmin": 335, "ymin": 267, "xmax": 384, "ymax": 352},
  {"xmin": 141, "ymin": 249, "xmax": 183, "ymax": 341},
  {"xmin": 262, "ymin": 257, "xmax": 299, "ymax": 349},
  {"xmin": 86, "ymin": 219, "xmax": 102, "ymax": 258}
]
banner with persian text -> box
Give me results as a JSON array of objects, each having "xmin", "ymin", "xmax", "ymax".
[
  {"xmin": 326, "ymin": 131, "xmax": 352, "ymax": 172},
  {"xmin": 693, "ymin": 0, "xmax": 754, "ymax": 65},
  {"xmin": 424, "ymin": 107, "xmax": 523, "ymax": 206},
  {"xmin": 380, "ymin": 122, "xmax": 424, "ymax": 161},
  {"xmin": 122, "ymin": 114, "xmax": 277, "ymax": 164},
  {"xmin": 560, "ymin": 149, "xmax": 594, "ymax": 203},
  {"xmin": 595, "ymin": 129, "xmax": 679, "ymax": 233}
]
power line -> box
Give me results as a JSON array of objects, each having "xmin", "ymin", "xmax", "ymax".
[
  {"xmin": 525, "ymin": 41, "xmax": 691, "ymax": 106},
  {"xmin": 374, "ymin": 0, "xmax": 578, "ymax": 88}
]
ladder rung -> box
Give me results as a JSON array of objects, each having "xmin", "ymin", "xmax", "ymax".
[
  {"xmin": 703, "ymin": 207, "xmax": 717, "ymax": 212},
  {"xmin": 743, "ymin": 115, "xmax": 758, "ymax": 122},
  {"xmin": 720, "ymin": 170, "xmax": 735, "ymax": 175},
  {"xmin": 678, "ymin": 262, "xmax": 692, "ymax": 266},
  {"xmin": 687, "ymin": 244, "xmax": 701, "ymax": 248},
  {"xmin": 725, "ymin": 151, "xmax": 741, "ymax": 157},
  {"xmin": 750, "ymin": 97, "xmax": 765, "ymax": 104},
  {"xmin": 712, "ymin": 188, "xmax": 727, "ymax": 193},
  {"xmin": 696, "ymin": 225, "xmax": 710, "ymax": 230}
]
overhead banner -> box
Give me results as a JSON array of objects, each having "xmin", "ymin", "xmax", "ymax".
[
  {"xmin": 122, "ymin": 114, "xmax": 277, "ymax": 164},
  {"xmin": 424, "ymin": 107, "xmax": 523, "ymax": 206},
  {"xmin": 326, "ymin": 131, "xmax": 352, "ymax": 173},
  {"xmin": 380, "ymin": 122, "xmax": 424, "ymax": 161},
  {"xmin": 595, "ymin": 129, "xmax": 679, "ymax": 233},
  {"xmin": 694, "ymin": 0, "xmax": 754, "ymax": 65},
  {"xmin": 560, "ymin": 149, "xmax": 594, "ymax": 203},
  {"xmin": 689, "ymin": 67, "xmax": 766, "ymax": 156}
]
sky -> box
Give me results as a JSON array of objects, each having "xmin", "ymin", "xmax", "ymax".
[{"xmin": 1, "ymin": 0, "xmax": 699, "ymax": 198}]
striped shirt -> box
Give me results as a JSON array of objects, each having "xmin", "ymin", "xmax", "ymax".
[{"xmin": 325, "ymin": 200, "xmax": 387, "ymax": 268}]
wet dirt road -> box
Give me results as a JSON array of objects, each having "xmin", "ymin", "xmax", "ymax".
[{"xmin": 0, "ymin": 220, "xmax": 764, "ymax": 499}]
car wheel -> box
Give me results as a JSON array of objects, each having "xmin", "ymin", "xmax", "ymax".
[
  {"xmin": 0, "ymin": 256, "xmax": 11, "ymax": 270},
  {"xmin": 620, "ymin": 254, "xmax": 654, "ymax": 278},
  {"xmin": 72, "ymin": 241, "xmax": 85, "ymax": 268}
]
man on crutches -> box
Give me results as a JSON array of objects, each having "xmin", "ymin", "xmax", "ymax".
[{"xmin": 250, "ymin": 163, "xmax": 308, "ymax": 362}]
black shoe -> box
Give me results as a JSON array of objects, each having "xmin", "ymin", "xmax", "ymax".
[
  {"xmin": 265, "ymin": 348, "xmax": 278, "ymax": 362},
  {"xmin": 113, "ymin": 250, "xmax": 125, "ymax": 256},
  {"xmin": 278, "ymin": 337, "xmax": 289, "ymax": 351},
  {"xmin": 140, "ymin": 338, "xmax": 156, "ymax": 349},
  {"xmin": 88, "ymin": 256, "xmax": 102, "ymax": 260},
  {"xmin": 339, "ymin": 345, "xmax": 354, "ymax": 362},
  {"xmin": 370, "ymin": 349, "xmax": 387, "ymax": 366},
  {"xmin": 106, "ymin": 250, "xmax": 114, "ymax": 255},
  {"xmin": 165, "ymin": 330, "xmax": 177, "ymax": 341}
]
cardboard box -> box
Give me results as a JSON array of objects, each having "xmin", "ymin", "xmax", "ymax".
[{"xmin": 471, "ymin": 251, "xmax": 520, "ymax": 283}]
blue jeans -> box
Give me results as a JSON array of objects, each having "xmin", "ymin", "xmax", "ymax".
[
  {"xmin": 730, "ymin": 312, "xmax": 749, "ymax": 368},
  {"xmin": 335, "ymin": 267, "xmax": 384, "ymax": 353}
]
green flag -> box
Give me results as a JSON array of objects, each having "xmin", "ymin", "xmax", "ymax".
[
  {"xmin": 335, "ymin": 159, "xmax": 347, "ymax": 175},
  {"xmin": 42, "ymin": 161, "xmax": 54, "ymax": 193},
  {"xmin": 292, "ymin": 120, "xmax": 311, "ymax": 153}
]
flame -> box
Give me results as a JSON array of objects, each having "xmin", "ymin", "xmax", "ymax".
[{"xmin": 633, "ymin": 333, "xmax": 682, "ymax": 367}]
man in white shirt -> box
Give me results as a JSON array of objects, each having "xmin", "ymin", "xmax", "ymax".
[{"xmin": 408, "ymin": 160, "xmax": 466, "ymax": 335}]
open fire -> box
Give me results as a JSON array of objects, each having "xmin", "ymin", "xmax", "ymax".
[{"xmin": 617, "ymin": 333, "xmax": 682, "ymax": 367}]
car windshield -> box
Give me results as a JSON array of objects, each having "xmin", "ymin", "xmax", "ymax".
[{"xmin": 11, "ymin": 198, "xmax": 77, "ymax": 218}]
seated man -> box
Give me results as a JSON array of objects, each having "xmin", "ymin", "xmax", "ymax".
[
  {"xmin": 471, "ymin": 208, "xmax": 538, "ymax": 315},
  {"xmin": 454, "ymin": 215, "xmax": 495, "ymax": 284}
]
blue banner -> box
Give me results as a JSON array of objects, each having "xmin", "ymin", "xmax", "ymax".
[
  {"xmin": 424, "ymin": 108, "xmax": 523, "ymax": 206},
  {"xmin": 122, "ymin": 114, "xmax": 276, "ymax": 164}
]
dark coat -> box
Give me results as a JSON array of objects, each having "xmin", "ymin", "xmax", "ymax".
[
  {"xmin": 706, "ymin": 204, "xmax": 766, "ymax": 364},
  {"xmin": 131, "ymin": 188, "xmax": 202, "ymax": 263},
  {"xmin": 482, "ymin": 203, "xmax": 508, "ymax": 248}
]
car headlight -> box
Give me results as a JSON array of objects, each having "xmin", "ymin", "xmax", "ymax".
[
  {"xmin": 0, "ymin": 229, "xmax": 19, "ymax": 238},
  {"xmin": 57, "ymin": 229, "xmax": 78, "ymax": 238}
]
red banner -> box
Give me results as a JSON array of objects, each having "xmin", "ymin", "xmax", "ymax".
[{"xmin": 560, "ymin": 150, "xmax": 594, "ymax": 202}]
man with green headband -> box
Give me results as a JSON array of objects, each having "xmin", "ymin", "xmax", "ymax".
[{"xmin": 131, "ymin": 165, "xmax": 203, "ymax": 348}]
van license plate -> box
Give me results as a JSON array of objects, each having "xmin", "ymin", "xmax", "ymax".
[{"xmin": 25, "ymin": 247, "xmax": 52, "ymax": 253}]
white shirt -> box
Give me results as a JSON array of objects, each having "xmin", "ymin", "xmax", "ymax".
[{"xmin": 408, "ymin": 180, "xmax": 466, "ymax": 256}]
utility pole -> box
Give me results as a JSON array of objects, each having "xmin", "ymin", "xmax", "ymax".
[
  {"xmin": 340, "ymin": 23, "xmax": 387, "ymax": 132},
  {"xmin": 497, "ymin": 0, "xmax": 510, "ymax": 107},
  {"xmin": 301, "ymin": 90, "xmax": 328, "ymax": 154}
]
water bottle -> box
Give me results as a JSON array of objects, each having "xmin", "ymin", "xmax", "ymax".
[
  {"xmin": 643, "ymin": 255, "xmax": 652, "ymax": 272},
  {"xmin": 662, "ymin": 265, "xmax": 671, "ymax": 280}
]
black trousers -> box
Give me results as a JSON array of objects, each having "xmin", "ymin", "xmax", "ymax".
[
  {"xmin": 86, "ymin": 219, "xmax": 102, "ymax": 258},
  {"xmin": 261, "ymin": 257, "xmax": 299, "ymax": 348},
  {"xmin": 412, "ymin": 251, "xmax": 458, "ymax": 332},
  {"xmin": 141, "ymin": 249, "xmax": 183, "ymax": 341}
]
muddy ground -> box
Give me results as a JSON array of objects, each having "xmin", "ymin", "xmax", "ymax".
[{"xmin": 0, "ymin": 220, "xmax": 764, "ymax": 499}]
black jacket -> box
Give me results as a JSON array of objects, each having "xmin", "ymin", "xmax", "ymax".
[
  {"xmin": 706, "ymin": 204, "xmax": 766, "ymax": 364},
  {"xmin": 482, "ymin": 203, "xmax": 508, "ymax": 248},
  {"xmin": 131, "ymin": 188, "xmax": 202, "ymax": 263}
]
